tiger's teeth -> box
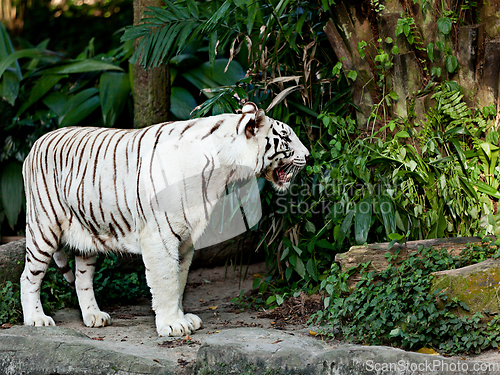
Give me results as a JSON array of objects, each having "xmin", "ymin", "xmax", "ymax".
[{"xmin": 286, "ymin": 173, "xmax": 292, "ymax": 179}]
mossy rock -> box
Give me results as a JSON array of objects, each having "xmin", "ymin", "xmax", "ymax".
[
  {"xmin": 0, "ymin": 239, "xmax": 26, "ymax": 286},
  {"xmin": 430, "ymin": 258, "xmax": 500, "ymax": 316}
]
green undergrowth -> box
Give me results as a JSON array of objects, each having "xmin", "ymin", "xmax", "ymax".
[
  {"xmin": 0, "ymin": 253, "xmax": 149, "ymax": 325},
  {"xmin": 311, "ymin": 240, "xmax": 500, "ymax": 355}
]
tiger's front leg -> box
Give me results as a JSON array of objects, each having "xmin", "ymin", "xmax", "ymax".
[
  {"xmin": 75, "ymin": 254, "xmax": 111, "ymax": 327},
  {"xmin": 141, "ymin": 234, "xmax": 202, "ymax": 337}
]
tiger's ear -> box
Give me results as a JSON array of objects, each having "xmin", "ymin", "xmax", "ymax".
[
  {"xmin": 245, "ymin": 109, "xmax": 268, "ymax": 139},
  {"xmin": 242, "ymin": 102, "xmax": 258, "ymax": 115}
]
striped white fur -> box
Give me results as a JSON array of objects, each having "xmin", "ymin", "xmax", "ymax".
[{"xmin": 20, "ymin": 102, "xmax": 309, "ymax": 336}]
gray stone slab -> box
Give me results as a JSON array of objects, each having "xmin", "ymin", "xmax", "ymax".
[
  {"xmin": 0, "ymin": 326, "xmax": 176, "ymax": 375},
  {"xmin": 195, "ymin": 328, "xmax": 500, "ymax": 375}
]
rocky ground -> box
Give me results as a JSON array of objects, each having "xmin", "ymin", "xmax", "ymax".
[{"xmin": 2, "ymin": 261, "xmax": 500, "ymax": 374}]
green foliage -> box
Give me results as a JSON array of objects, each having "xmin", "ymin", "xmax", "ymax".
[
  {"xmin": 396, "ymin": 16, "xmax": 417, "ymax": 45},
  {"xmin": 170, "ymin": 55, "xmax": 246, "ymax": 118},
  {"xmin": 41, "ymin": 253, "xmax": 149, "ymax": 312},
  {"xmin": 93, "ymin": 253, "xmax": 150, "ymax": 304},
  {"xmin": 124, "ymin": 0, "xmax": 342, "ymax": 119},
  {"xmin": 16, "ymin": 0, "xmax": 133, "ymax": 56},
  {"xmin": 312, "ymin": 244, "xmax": 500, "ymax": 354},
  {"xmin": 0, "ymin": 281, "xmax": 22, "ymax": 325},
  {"xmin": 254, "ymin": 81, "xmax": 499, "ymax": 291}
]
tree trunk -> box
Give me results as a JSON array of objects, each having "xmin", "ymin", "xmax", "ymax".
[{"xmin": 132, "ymin": 0, "xmax": 170, "ymax": 128}]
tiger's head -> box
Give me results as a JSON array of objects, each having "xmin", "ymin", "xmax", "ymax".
[{"xmin": 240, "ymin": 102, "xmax": 310, "ymax": 192}]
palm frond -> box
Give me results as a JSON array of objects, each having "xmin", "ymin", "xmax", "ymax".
[
  {"xmin": 121, "ymin": 0, "xmax": 243, "ymax": 70},
  {"xmin": 121, "ymin": 1, "xmax": 204, "ymax": 69}
]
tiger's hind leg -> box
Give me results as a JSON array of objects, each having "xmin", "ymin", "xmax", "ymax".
[
  {"xmin": 74, "ymin": 254, "xmax": 111, "ymax": 327},
  {"xmin": 178, "ymin": 243, "xmax": 202, "ymax": 331},
  {"xmin": 21, "ymin": 224, "xmax": 59, "ymax": 326}
]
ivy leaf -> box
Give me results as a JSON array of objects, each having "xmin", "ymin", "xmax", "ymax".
[
  {"xmin": 431, "ymin": 66, "xmax": 442, "ymax": 77},
  {"xmin": 437, "ymin": 17, "xmax": 452, "ymax": 35},
  {"xmin": 388, "ymin": 91, "xmax": 399, "ymax": 101},
  {"xmin": 427, "ymin": 43, "xmax": 434, "ymax": 62},
  {"xmin": 346, "ymin": 70, "xmax": 357, "ymax": 82},
  {"xmin": 305, "ymin": 220, "xmax": 316, "ymax": 233},
  {"xmin": 445, "ymin": 55, "xmax": 458, "ymax": 73}
]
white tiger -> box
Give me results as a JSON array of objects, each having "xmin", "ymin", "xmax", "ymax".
[{"xmin": 20, "ymin": 102, "xmax": 309, "ymax": 337}]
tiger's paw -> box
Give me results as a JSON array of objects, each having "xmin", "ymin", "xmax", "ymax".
[
  {"xmin": 25, "ymin": 314, "xmax": 56, "ymax": 327},
  {"xmin": 156, "ymin": 316, "xmax": 199, "ymax": 337},
  {"xmin": 83, "ymin": 311, "xmax": 111, "ymax": 328},
  {"xmin": 185, "ymin": 313, "xmax": 202, "ymax": 330}
]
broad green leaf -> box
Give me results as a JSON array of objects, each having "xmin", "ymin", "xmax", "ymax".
[
  {"xmin": 335, "ymin": 209, "xmax": 355, "ymax": 247},
  {"xmin": 378, "ymin": 196, "xmax": 396, "ymax": 237},
  {"xmin": 396, "ymin": 130, "xmax": 409, "ymax": 138},
  {"xmin": 388, "ymin": 91, "xmax": 399, "ymax": 101},
  {"xmin": 305, "ymin": 220, "xmax": 316, "ymax": 233},
  {"xmin": 0, "ymin": 70, "xmax": 20, "ymax": 106},
  {"xmin": 292, "ymin": 245, "xmax": 303, "ymax": 257},
  {"xmin": 431, "ymin": 66, "xmax": 442, "ymax": 77},
  {"xmin": 437, "ymin": 17, "xmax": 452, "ymax": 35},
  {"xmin": 478, "ymin": 141, "xmax": 500, "ymax": 179},
  {"xmin": 346, "ymin": 70, "xmax": 357, "ymax": 82},
  {"xmin": 170, "ymin": 87, "xmax": 197, "ymax": 120},
  {"xmin": 59, "ymin": 89, "xmax": 100, "ymax": 127},
  {"xmin": 43, "ymin": 92, "xmax": 68, "ymax": 116},
  {"xmin": 0, "ymin": 23, "xmax": 23, "ymax": 76},
  {"xmin": 16, "ymin": 74, "xmax": 65, "ymax": 117},
  {"xmin": 474, "ymin": 180, "xmax": 500, "ymax": 200},
  {"xmin": 294, "ymin": 257, "xmax": 306, "ymax": 278},
  {"xmin": 458, "ymin": 176, "xmax": 478, "ymax": 200},
  {"xmin": 0, "ymin": 22, "xmax": 21, "ymax": 79},
  {"xmin": 280, "ymin": 246, "xmax": 290, "ymax": 261},
  {"xmin": 316, "ymin": 239, "xmax": 336, "ymax": 250},
  {"xmin": 1, "ymin": 161, "xmax": 23, "ymax": 229},
  {"xmin": 266, "ymin": 295, "xmax": 276, "ymax": 305},
  {"xmin": 355, "ymin": 197, "xmax": 372, "ymax": 244},
  {"xmin": 0, "ymin": 49, "xmax": 51, "ymax": 79},
  {"xmin": 388, "ymin": 233, "xmax": 404, "ymax": 241},
  {"xmin": 200, "ymin": 59, "xmax": 245, "ymax": 86},
  {"xmin": 306, "ymin": 258, "xmax": 318, "ymax": 282},
  {"xmin": 99, "ymin": 72, "xmax": 131, "ymax": 127},
  {"xmin": 40, "ymin": 60, "xmax": 123, "ymax": 75},
  {"xmin": 183, "ymin": 69, "xmax": 220, "ymax": 94}
]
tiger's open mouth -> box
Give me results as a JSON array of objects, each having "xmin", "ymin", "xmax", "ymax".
[{"xmin": 266, "ymin": 162, "xmax": 303, "ymax": 191}]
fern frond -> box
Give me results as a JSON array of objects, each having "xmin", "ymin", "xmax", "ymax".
[{"xmin": 432, "ymin": 86, "xmax": 471, "ymax": 121}]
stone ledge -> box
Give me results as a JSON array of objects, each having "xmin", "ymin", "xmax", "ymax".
[
  {"xmin": 0, "ymin": 326, "xmax": 175, "ymax": 375},
  {"xmin": 2, "ymin": 326, "xmax": 499, "ymax": 375},
  {"xmin": 195, "ymin": 328, "xmax": 499, "ymax": 375}
]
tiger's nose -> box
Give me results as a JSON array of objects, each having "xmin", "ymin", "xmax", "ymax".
[{"xmin": 305, "ymin": 153, "xmax": 312, "ymax": 165}]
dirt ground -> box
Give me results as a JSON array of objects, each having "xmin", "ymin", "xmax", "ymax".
[
  {"xmin": 50, "ymin": 262, "xmax": 316, "ymax": 371},
  {"xmin": 46, "ymin": 260, "xmax": 500, "ymax": 371}
]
